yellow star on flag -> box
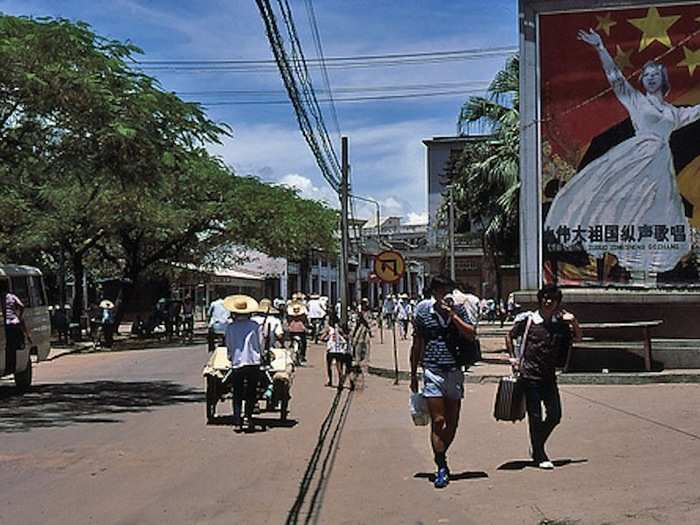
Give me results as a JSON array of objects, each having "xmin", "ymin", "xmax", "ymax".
[
  {"xmin": 595, "ymin": 13, "xmax": 617, "ymax": 36},
  {"xmin": 614, "ymin": 45, "xmax": 634, "ymax": 70},
  {"xmin": 628, "ymin": 7, "xmax": 680, "ymax": 51},
  {"xmin": 678, "ymin": 46, "xmax": 700, "ymax": 75}
]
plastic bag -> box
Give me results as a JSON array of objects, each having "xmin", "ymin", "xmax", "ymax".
[{"xmin": 409, "ymin": 392, "xmax": 430, "ymax": 426}]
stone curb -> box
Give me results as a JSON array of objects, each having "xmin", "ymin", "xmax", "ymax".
[{"xmin": 367, "ymin": 365, "xmax": 700, "ymax": 385}]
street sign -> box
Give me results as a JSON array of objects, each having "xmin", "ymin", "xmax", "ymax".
[{"xmin": 373, "ymin": 250, "xmax": 406, "ymax": 284}]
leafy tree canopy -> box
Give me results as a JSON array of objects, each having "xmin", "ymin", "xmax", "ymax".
[{"xmin": 0, "ymin": 15, "xmax": 337, "ymax": 314}]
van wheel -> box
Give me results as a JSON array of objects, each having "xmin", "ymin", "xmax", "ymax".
[{"xmin": 15, "ymin": 358, "xmax": 32, "ymax": 393}]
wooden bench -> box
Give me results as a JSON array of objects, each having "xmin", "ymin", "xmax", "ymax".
[{"xmin": 565, "ymin": 320, "xmax": 664, "ymax": 372}]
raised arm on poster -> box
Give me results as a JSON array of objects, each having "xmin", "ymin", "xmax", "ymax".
[{"xmin": 544, "ymin": 27, "xmax": 700, "ymax": 276}]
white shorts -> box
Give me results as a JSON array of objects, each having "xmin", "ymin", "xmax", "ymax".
[{"xmin": 423, "ymin": 368, "xmax": 464, "ymax": 400}]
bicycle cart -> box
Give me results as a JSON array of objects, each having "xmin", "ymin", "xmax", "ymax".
[{"xmin": 202, "ymin": 346, "xmax": 295, "ymax": 425}]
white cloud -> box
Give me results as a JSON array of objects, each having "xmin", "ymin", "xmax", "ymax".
[
  {"xmin": 406, "ymin": 212, "xmax": 429, "ymax": 225},
  {"xmin": 277, "ymin": 174, "xmax": 338, "ymax": 207}
]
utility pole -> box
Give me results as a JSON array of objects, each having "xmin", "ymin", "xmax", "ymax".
[
  {"xmin": 340, "ymin": 136, "xmax": 350, "ymax": 327},
  {"xmin": 449, "ymin": 186, "xmax": 456, "ymax": 281}
]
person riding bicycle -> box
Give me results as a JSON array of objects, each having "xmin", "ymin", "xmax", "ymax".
[{"xmin": 286, "ymin": 302, "xmax": 309, "ymax": 364}]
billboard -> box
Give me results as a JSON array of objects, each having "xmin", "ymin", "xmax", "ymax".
[{"xmin": 539, "ymin": 2, "xmax": 700, "ymax": 287}]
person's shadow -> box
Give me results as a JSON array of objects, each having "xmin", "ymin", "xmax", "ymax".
[
  {"xmin": 497, "ymin": 458, "xmax": 588, "ymax": 470},
  {"xmin": 414, "ymin": 471, "xmax": 488, "ymax": 482}
]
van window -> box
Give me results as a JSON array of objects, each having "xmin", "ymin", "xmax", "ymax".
[
  {"xmin": 10, "ymin": 276, "xmax": 30, "ymax": 306},
  {"xmin": 29, "ymin": 276, "xmax": 47, "ymax": 306}
]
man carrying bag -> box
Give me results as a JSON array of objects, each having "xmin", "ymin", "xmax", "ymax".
[
  {"xmin": 504, "ymin": 284, "xmax": 582, "ymax": 469},
  {"xmin": 410, "ymin": 275, "xmax": 476, "ymax": 489}
]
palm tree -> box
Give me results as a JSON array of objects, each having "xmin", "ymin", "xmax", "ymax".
[{"xmin": 450, "ymin": 55, "xmax": 520, "ymax": 300}]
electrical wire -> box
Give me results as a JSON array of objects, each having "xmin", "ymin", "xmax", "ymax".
[
  {"xmin": 189, "ymin": 88, "xmax": 489, "ymax": 106},
  {"xmin": 254, "ymin": 0, "xmax": 340, "ymax": 190},
  {"xmin": 303, "ymin": 0, "xmax": 341, "ymax": 142},
  {"xmin": 137, "ymin": 45, "xmax": 518, "ymax": 65},
  {"xmin": 176, "ymin": 80, "xmax": 491, "ymax": 97}
]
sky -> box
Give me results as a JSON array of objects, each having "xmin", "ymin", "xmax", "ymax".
[{"xmin": 0, "ymin": 0, "xmax": 518, "ymax": 224}]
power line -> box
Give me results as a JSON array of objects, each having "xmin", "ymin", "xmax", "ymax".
[
  {"xmin": 303, "ymin": 0, "xmax": 341, "ymax": 141},
  {"xmin": 176, "ymin": 80, "xmax": 491, "ymax": 97},
  {"xmin": 137, "ymin": 50, "xmax": 517, "ymax": 74},
  {"xmin": 254, "ymin": 0, "xmax": 341, "ymax": 191},
  {"xmin": 190, "ymin": 88, "xmax": 488, "ymax": 106},
  {"xmin": 137, "ymin": 46, "xmax": 517, "ymax": 65}
]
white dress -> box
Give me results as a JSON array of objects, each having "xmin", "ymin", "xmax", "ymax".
[{"xmin": 545, "ymin": 63, "xmax": 700, "ymax": 273}]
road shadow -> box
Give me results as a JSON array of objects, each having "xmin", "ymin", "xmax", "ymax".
[
  {"xmin": 209, "ymin": 414, "xmax": 299, "ymax": 430},
  {"xmin": 0, "ymin": 381, "xmax": 203, "ymax": 433},
  {"xmin": 497, "ymin": 458, "xmax": 588, "ymax": 471},
  {"xmin": 414, "ymin": 471, "xmax": 489, "ymax": 482}
]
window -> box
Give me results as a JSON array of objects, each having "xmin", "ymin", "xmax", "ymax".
[
  {"xmin": 29, "ymin": 276, "xmax": 47, "ymax": 306},
  {"xmin": 10, "ymin": 276, "xmax": 30, "ymax": 306}
]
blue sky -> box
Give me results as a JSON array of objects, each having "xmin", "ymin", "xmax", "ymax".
[{"xmin": 0, "ymin": 0, "xmax": 518, "ymax": 223}]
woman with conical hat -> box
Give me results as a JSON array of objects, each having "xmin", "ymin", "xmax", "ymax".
[{"xmin": 223, "ymin": 294, "xmax": 263, "ymax": 429}]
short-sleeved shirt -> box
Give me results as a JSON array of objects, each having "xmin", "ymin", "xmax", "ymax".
[
  {"xmin": 287, "ymin": 314, "xmax": 307, "ymax": 334},
  {"xmin": 252, "ymin": 315, "xmax": 284, "ymax": 348},
  {"xmin": 225, "ymin": 318, "xmax": 262, "ymax": 368},
  {"xmin": 511, "ymin": 310, "xmax": 572, "ymax": 383},
  {"xmin": 413, "ymin": 298, "xmax": 473, "ymax": 371},
  {"xmin": 326, "ymin": 327, "xmax": 350, "ymax": 355},
  {"xmin": 307, "ymin": 299, "xmax": 326, "ymax": 319},
  {"xmin": 4, "ymin": 293, "xmax": 23, "ymax": 325},
  {"xmin": 208, "ymin": 299, "xmax": 229, "ymax": 327}
]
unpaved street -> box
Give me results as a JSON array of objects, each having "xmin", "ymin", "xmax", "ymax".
[{"xmin": 2, "ymin": 342, "xmax": 700, "ymax": 524}]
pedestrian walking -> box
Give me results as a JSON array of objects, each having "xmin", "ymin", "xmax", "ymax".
[
  {"xmin": 323, "ymin": 312, "xmax": 352, "ymax": 389},
  {"xmin": 410, "ymin": 275, "xmax": 476, "ymax": 489},
  {"xmin": 382, "ymin": 294, "xmax": 396, "ymax": 328},
  {"xmin": 223, "ymin": 294, "xmax": 263, "ymax": 430},
  {"xmin": 307, "ymin": 294, "xmax": 327, "ymax": 343},
  {"xmin": 207, "ymin": 294, "xmax": 229, "ymax": 352},
  {"xmin": 252, "ymin": 298, "xmax": 284, "ymax": 352},
  {"xmin": 99, "ymin": 299, "xmax": 116, "ymax": 348},
  {"xmin": 182, "ymin": 295, "xmax": 195, "ymax": 342},
  {"xmin": 505, "ymin": 284, "xmax": 582, "ymax": 470},
  {"xmin": 395, "ymin": 295, "xmax": 410, "ymax": 340}
]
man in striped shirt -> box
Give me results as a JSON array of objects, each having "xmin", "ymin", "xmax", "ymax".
[{"xmin": 410, "ymin": 275, "xmax": 476, "ymax": 488}]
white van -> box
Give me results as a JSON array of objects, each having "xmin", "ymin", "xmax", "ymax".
[{"xmin": 1, "ymin": 265, "xmax": 51, "ymax": 391}]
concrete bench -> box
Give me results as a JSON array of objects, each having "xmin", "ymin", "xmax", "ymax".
[{"xmin": 565, "ymin": 321, "xmax": 664, "ymax": 372}]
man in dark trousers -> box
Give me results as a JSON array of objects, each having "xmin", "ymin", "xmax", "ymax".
[{"xmin": 505, "ymin": 284, "xmax": 582, "ymax": 469}]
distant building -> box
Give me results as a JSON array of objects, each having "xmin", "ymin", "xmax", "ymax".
[{"xmin": 422, "ymin": 134, "xmax": 520, "ymax": 298}]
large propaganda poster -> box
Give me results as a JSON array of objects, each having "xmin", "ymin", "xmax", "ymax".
[{"xmin": 540, "ymin": 3, "xmax": 700, "ymax": 287}]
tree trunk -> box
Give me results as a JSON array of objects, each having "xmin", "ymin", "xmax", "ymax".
[{"xmin": 71, "ymin": 253, "xmax": 85, "ymax": 323}]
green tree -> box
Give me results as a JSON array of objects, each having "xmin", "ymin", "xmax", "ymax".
[
  {"xmin": 0, "ymin": 15, "xmax": 338, "ymax": 320},
  {"xmin": 449, "ymin": 55, "xmax": 520, "ymax": 300}
]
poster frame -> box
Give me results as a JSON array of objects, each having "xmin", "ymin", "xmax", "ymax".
[{"xmin": 518, "ymin": 0, "xmax": 700, "ymax": 290}]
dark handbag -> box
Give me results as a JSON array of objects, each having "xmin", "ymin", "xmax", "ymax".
[
  {"xmin": 493, "ymin": 375, "xmax": 525, "ymax": 422},
  {"xmin": 445, "ymin": 323, "xmax": 481, "ymax": 368},
  {"xmin": 493, "ymin": 316, "xmax": 532, "ymax": 422}
]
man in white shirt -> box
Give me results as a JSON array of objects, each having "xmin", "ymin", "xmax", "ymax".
[
  {"xmin": 207, "ymin": 295, "xmax": 230, "ymax": 352},
  {"xmin": 223, "ymin": 295, "xmax": 264, "ymax": 429},
  {"xmin": 252, "ymin": 298, "xmax": 284, "ymax": 351},
  {"xmin": 307, "ymin": 294, "xmax": 327, "ymax": 343},
  {"xmin": 452, "ymin": 286, "xmax": 481, "ymax": 327}
]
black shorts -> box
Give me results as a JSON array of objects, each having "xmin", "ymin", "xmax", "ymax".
[{"xmin": 327, "ymin": 352, "xmax": 351, "ymax": 366}]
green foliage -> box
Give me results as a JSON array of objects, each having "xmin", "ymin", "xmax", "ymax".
[
  {"xmin": 0, "ymin": 15, "xmax": 338, "ymax": 310},
  {"xmin": 451, "ymin": 55, "xmax": 520, "ymax": 259},
  {"xmin": 443, "ymin": 55, "xmax": 520, "ymax": 297}
]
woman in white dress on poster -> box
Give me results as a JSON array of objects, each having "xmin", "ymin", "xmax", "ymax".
[{"xmin": 545, "ymin": 28, "xmax": 700, "ymax": 274}]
